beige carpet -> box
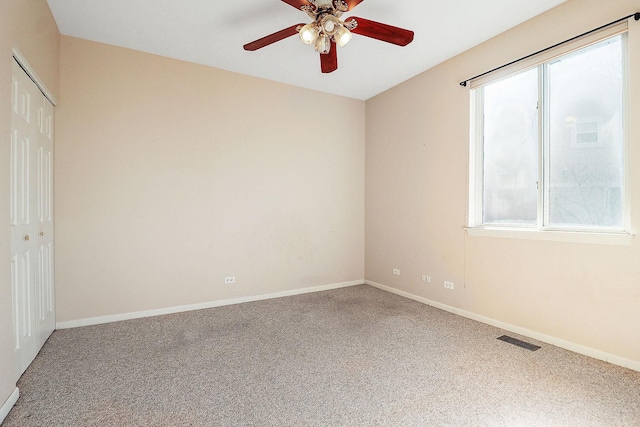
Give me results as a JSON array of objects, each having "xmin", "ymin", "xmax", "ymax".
[{"xmin": 3, "ymin": 284, "xmax": 640, "ymax": 426}]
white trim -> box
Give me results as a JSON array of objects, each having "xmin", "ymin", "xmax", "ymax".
[
  {"xmin": 622, "ymin": 27, "xmax": 632, "ymax": 236},
  {"xmin": 56, "ymin": 280, "xmax": 363, "ymax": 329},
  {"xmin": 365, "ymin": 280, "xmax": 640, "ymax": 373},
  {"xmin": 467, "ymin": 89, "xmax": 483, "ymax": 228},
  {"xmin": 0, "ymin": 388, "xmax": 19, "ymax": 424},
  {"xmin": 12, "ymin": 48, "xmax": 57, "ymax": 105},
  {"xmin": 465, "ymin": 226, "xmax": 634, "ymax": 245}
]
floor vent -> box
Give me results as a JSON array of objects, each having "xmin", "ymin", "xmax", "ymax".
[{"xmin": 497, "ymin": 335, "xmax": 541, "ymax": 351}]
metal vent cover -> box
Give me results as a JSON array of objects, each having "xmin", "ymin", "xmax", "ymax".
[{"xmin": 497, "ymin": 335, "xmax": 541, "ymax": 351}]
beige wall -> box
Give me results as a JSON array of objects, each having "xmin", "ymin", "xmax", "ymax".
[
  {"xmin": 0, "ymin": 0, "xmax": 59, "ymax": 407},
  {"xmin": 366, "ymin": 0, "xmax": 640, "ymax": 363},
  {"xmin": 55, "ymin": 36, "xmax": 365, "ymax": 322}
]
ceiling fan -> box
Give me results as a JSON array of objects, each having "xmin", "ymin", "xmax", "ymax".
[{"xmin": 243, "ymin": 0, "xmax": 414, "ymax": 73}]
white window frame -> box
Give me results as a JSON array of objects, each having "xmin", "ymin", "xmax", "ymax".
[{"xmin": 467, "ymin": 22, "xmax": 633, "ymax": 246}]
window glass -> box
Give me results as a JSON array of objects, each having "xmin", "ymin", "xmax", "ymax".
[
  {"xmin": 473, "ymin": 34, "xmax": 626, "ymax": 233},
  {"xmin": 483, "ymin": 68, "xmax": 538, "ymax": 225},
  {"xmin": 548, "ymin": 37, "xmax": 624, "ymax": 229}
]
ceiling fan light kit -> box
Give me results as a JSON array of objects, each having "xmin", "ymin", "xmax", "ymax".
[
  {"xmin": 243, "ymin": 0, "xmax": 414, "ymax": 73},
  {"xmin": 299, "ymin": 22, "xmax": 320, "ymax": 44},
  {"xmin": 334, "ymin": 24, "xmax": 352, "ymax": 47}
]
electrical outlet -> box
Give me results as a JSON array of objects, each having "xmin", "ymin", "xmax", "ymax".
[
  {"xmin": 225, "ymin": 277, "xmax": 236, "ymax": 284},
  {"xmin": 421, "ymin": 275, "xmax": 431, "ymax": 283},
  {"xmin": 444, "ymin": 281, "xmax": 454, "ymax": 290},
  {"xmin": 392, "ymin": 268, "xmax": 400, "ymax": 276}
]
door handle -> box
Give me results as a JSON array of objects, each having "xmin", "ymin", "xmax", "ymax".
[
  {"xmin": 40, "ymin": 232, "xmax": 44, "ymax": 237},
  {"xmin": 24, "ymin": 235, "xmax": 30, "ymax": 241}
]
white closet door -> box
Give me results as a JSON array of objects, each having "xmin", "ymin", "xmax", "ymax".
[
  {"xmin": 34, "ymin": 91, "xmax": 55, "ymax": 346},
  {"xmin": 10, "ymin": 59, "xmax": 55, "ymax": 378}
]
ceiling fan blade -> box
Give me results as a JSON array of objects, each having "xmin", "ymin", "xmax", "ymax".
[
  {"xmin": 281, "ymin": 0, "xmax": 313, "ymax": 11},
  {"xmin": 343, "ymin": 0, "xmax": 365, "ymax": 11},
  {"xmin": 347, "ymin": 17, "xmax": 414, "ymax": 46},
  {"xmin": 320, "ymin": 41, "xmax": 338, "ymax": 73},
  {"xmin": 243, "ymin": 24, "xmax": 304, "ymax": 51}
]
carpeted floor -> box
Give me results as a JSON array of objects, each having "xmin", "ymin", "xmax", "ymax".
[{"xmin": 3, "ymin": 284, "xmax": 640, "ymax": 426}]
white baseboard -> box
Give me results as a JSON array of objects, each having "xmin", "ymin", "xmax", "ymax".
[
  {"xmin": 365, "ymin": 280, "xmax": 640, "ymax": 373},
  {"xmin": 56, "ymin": 280, "xmax": 363, "ymax": 330},
  {"xmin": 0, "ymin": 388, "xmax": 19, "ymax": 424}
]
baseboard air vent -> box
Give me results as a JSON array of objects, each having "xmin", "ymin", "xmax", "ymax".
[{"xmin": 497, "ymin": 335, "xmax": 541, "ymax": 351}]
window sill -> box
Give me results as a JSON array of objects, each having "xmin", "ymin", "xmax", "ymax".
[{"xmin": 465, "ymin": 226, "xmax": 634, "ymax": 246}]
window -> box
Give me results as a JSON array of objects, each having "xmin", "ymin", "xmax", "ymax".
[{"xmin": 469, "ymin": 31, "xmax": 628, "ymax": 237}]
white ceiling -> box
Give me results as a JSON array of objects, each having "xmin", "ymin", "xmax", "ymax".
[{"xmin": 47, "ymin": 0, "xmax": 566, "ymax": 100}]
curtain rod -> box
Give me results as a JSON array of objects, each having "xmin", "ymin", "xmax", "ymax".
[{"xmin": 460, "ymin": 12, "xmax": 640, "ymax": 87}]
